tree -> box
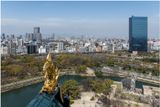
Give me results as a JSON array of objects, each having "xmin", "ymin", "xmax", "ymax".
[
  {"xmin": 95, "ymin": 70, "xmax": 103, "ymax": 78},
  {"xmin": 5, "ymin": 64, "xmax": 23, "ymax": 76},
  {"xmin": 61, "ymin": 80, "xmax": 80, "ymax": 99},
  {"xmin": 75, "ymin": 65, "xmax": 87, "ymax": 73},
  {"xmin": 152, "ymin": 64, "xmax": 160, "ymax": 76},
  {"xmin": 106, "ymin": 57, "xmax": 115, "ymax": 66},
  {"xmin": 2, "ymin": 57, "xmax": 12, "ymax": 66},
  {"xmin": 82, "ymin": 79, "xmax": 113, "ymax": 93},
  {"xmin": 98, "ymin": 95, "xmax": 111, "ymax": 106},
  {"xmin": 56, "ymin": 54, "xmax": 101, "ymax": 69}
]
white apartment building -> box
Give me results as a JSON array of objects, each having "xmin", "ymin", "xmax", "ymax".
[
  {"xmin": 38, "ymin": 46, "xmax": 47, "ymax": 54},
  {"xmin": 57, "ymin": 42, "xmax": 64, "ymax": 51}
]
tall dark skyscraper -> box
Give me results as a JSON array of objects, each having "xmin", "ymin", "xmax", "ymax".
[{"xmin": 129, "ymin": 16, "xmax": 148, "ymax": 52}]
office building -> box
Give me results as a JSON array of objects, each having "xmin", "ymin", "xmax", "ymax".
[
  {"xmin": 27, "ymin": 45, "xmax": 37, "ymax": 54},
  {"xmin": 25, "ymin": 27, "xmax": 42, "ymax": 43},
  {"xmin": 1, "ymin": 33, "xmax": 5, "ymax": 40},
  {"xmin": 129, "ymin": 16, "xmax": 148, "ymax": 52},
  {"xmin": 26, "ymin": 33, "xmax": 34, "ymax": 42},
  {"xmin": 34, "ymin": 27, "xmax": 40, "ymax": 33},
  {"xmin": 33, "ymin": 27, "xmax": 42, "ymax": 43},
  {"xmin": 0, "ymin": 46, "xmax": 8, "ymax": 55},
  {"xmin": 57, "ymin": 42, "xmax": 64, "ymax": 51},
  {"xmin": 8, "ymin": 40, "xmax": 16, "ymax": 55}
]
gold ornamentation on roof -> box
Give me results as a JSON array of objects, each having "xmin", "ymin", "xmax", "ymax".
[{"xmin": 40, "ymin": 53, "xmax": 59, "ymax": 94}]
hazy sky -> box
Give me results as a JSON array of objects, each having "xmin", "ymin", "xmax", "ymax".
[{"xmin": 1, "ymin": 1, "xmax": 159, "ymax": 38}]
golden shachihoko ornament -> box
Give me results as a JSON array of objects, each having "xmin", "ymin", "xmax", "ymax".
[{"xmin": 40, "ymin": 53, "xmax": 59, "ymax": 94}]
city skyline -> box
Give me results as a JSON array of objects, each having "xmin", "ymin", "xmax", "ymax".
[{"xmin": 1, "ymin": 1, "xmax": 159, "ymax": 39}]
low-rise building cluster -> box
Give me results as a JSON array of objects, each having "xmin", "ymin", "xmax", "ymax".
[{"xmin": 1, "ymin": 27, "xmax": 159, "ymax": 56}]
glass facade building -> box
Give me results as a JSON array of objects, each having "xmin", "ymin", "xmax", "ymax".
[{"xmin": 129, "ymin": 16, "xmax": 148, "ymax": 52}]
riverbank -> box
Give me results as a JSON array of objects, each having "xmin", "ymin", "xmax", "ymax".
[
  {"xmin": 103, "ymin": 73, "xmax": 160, "ymax": 86},
  {"xmin": 1, "ymin": 76, "xmax": 44, "ymax": 93},
  {"xmin": 1, "ymin": 71, "xmax": 95, "ymax": 93},
  {"xmin": 137, "ymin": 77, "xmax": 160, "ymax": 86},
  {"xmin": 1, "ymin": 72, "xmax": 159, "ymax": 93},
  {"xmin": 102, "ymin": 66, "xmax": 160, "ymax": 86}
]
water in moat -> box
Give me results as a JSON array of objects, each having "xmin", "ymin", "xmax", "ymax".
[{"xmin": 1, "ymin": 75, "xmax": 159, "ymax": 107}]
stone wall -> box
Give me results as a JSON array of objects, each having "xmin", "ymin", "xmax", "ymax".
[{"xmin": 1, "ymin": 76, "xmax": 44, "ymax": 93}]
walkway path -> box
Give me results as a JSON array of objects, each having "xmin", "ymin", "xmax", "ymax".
[
  {"xmin": 72, "ymin": 92, "xmax": 102, "ymax": 107},
  {"xmin": 102, "ymin": 66, "xmax": 160, "ymax": 86}
]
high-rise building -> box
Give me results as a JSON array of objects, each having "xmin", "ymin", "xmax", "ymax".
[
  {"xmin": 25, "ymin": 33, "xmax": 34, "ymax": 42},
  {"xmin": 34, "ymin": 27, "xmax": 40, "ymax": 33},
  {"xmin": 25, "ymin": 27, "xmax": 42, "ymax": 43},
  {"xmin": 1, "ymin": 33, "xmax": 5, "ymax": 40},
  {"xmin": 52, "ymin": 33, "xmax": 55, "ymax": 40},
  {"xmin": 129, "ymin": 16, "xmax": 148, "ymax": 52},
  {"xmin": 33, "ymin": 27, "xmax": 42, "ymax": 43},
  {"xmin": 11, "ymin": 34, "xmax": 15, "ymax": 39},
  {"xmin": 27, "ymin": 45, "xmax": 37, "ymax": 54},
  {"xmin": 8, "ymin": 40, "xmax": 16, "ymax": 55}
]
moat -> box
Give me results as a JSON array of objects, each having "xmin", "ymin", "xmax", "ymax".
[{"xmin": 2, "ymin": 75, "xmax": 159, "ymax": 107}]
